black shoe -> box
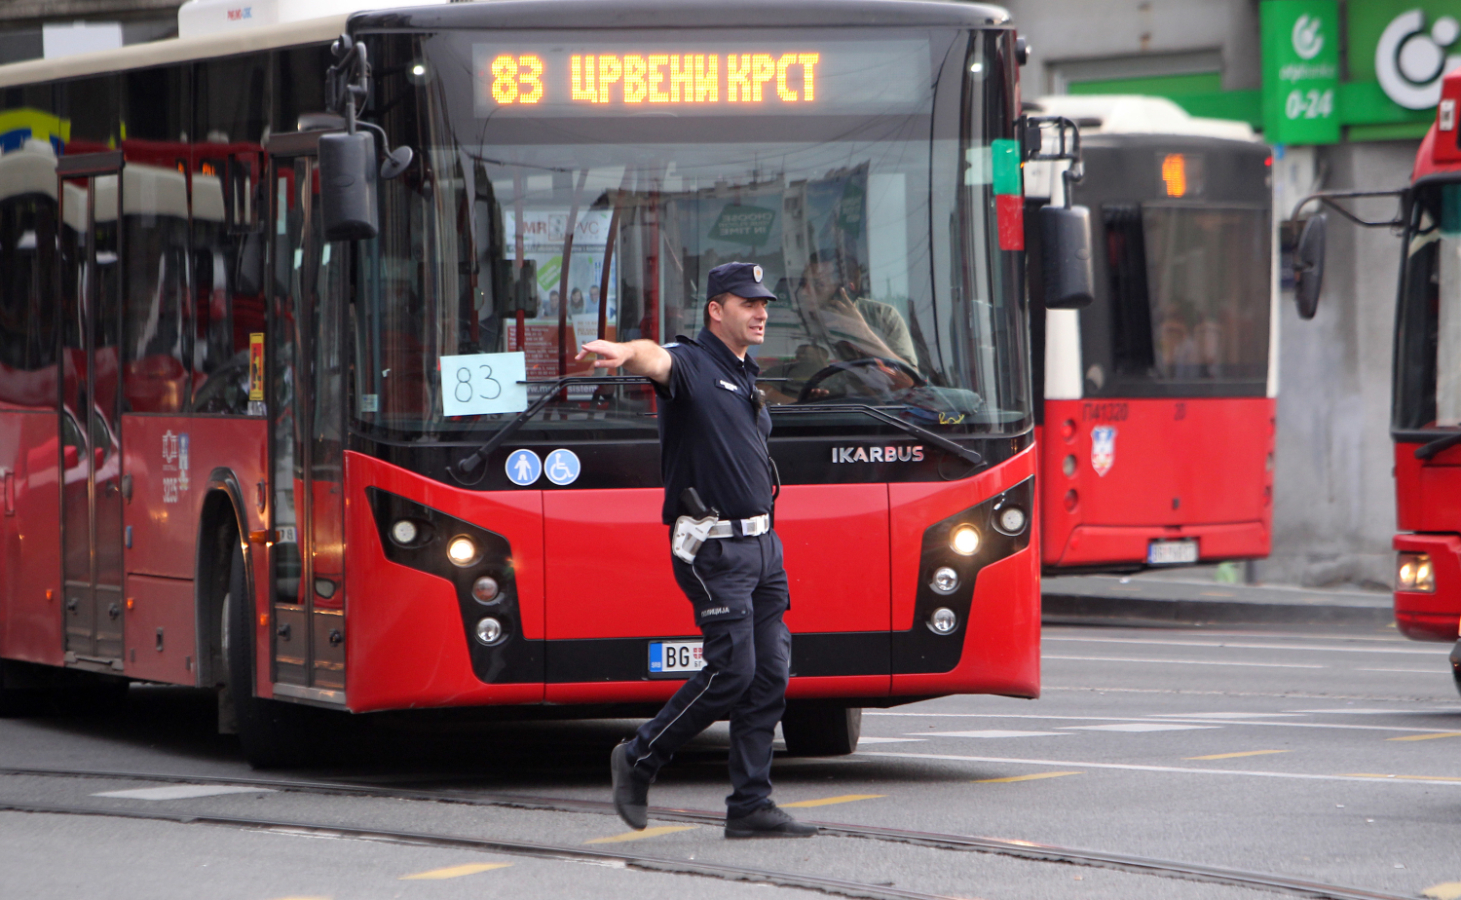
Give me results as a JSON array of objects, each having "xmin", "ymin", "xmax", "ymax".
[
  {"xmin": 724, "ymin": 804, "xmax": 819, "ymax": 839},
  {"xmin": 610, "ymin": 742, "xmax": 649, "ymax": 830}
]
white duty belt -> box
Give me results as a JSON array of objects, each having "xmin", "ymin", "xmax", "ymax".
[{"xmin": 706, "ymin": 514, "xmax": 770, "ymax": 539}]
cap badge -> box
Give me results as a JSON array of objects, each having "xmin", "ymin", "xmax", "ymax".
[{"xmin": 752, "ymin": 265, "xmax": 763, "ymax": 283}]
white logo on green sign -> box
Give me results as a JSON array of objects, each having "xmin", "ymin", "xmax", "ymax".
[
  {"xmin": 1377, "ymin": 9, "xmax": 1461, "ymax": 110},
  {"xmin": 1292, "ymin": 14, "xmax": 1325, "ymax": 60}
]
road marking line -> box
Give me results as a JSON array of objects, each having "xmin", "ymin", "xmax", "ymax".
[
  {"xmin": 1045, "ymin": 655, "xmax": 1323, "ymax": 669},
  {"xmin": 1046, "ymin": 636, "xmax": 1444, "ymax": 655},
  {"xmin": 1421, "ymin": 882, "xmax": 1461, "ymax": 900},
  {"xmin": 973, "ymin": 771, "xmax": 1081, "ymax": 783},
  {"xmin": 870, "ymin": 711, "xmax": 1457, "ymax": 734},
  {"xmin": 1343, "ymin": 773, "xmax": 1461, "ymax": 783},
  {"xmin": 780, "ymin": 794, "xmax": 884, "ymax": 808},
  {"xmin": 584, "ymin": 829, "xmax": 698, "ymax": 841},
  {"xmin": 1358, "ymin": 668, "xmax": 1447, "ymax": 674},
  {"xmin": 913, "ymin": 730, "xmax": 1068, "ymax": 739},
  {"xmin": 1388, "ymin": 732, "xmax": 1461, "ymax": 742},
  {"xmin": 1065, "ymin": 723, "xmax": 1220, "ymax": 733},
  {"xmin": 858, "ymin": 751, "xmax": 1461, "ymax": 786},
  {"xmin": 586, "ymin": 825, "xmax": 699, "ymax": 843},
  {"xmin": 400, "ymin": 863, "xmax": 512, "ymax": 880},
  {"xmin": 1151, "ymin": 712, "xmax": 1302, "ymax": 719},
  {"xmin": 855, "ymin": 737, "xmax": 926, "ymax": 744},
  {"xmin": 1291, "ymin": 708, "xmax": 1456, "ymax": 714},
  {"xmin": 93, "ymin": 785, "xmax": 275, "ymax": 801},
  {"xmin": 1185, "ymin": 750, "xmax": 1289, "ymax": 760}
]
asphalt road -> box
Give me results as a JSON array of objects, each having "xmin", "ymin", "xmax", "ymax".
[{"xmin": 1, "ymin": 623, "xmax": 1458, "ymax": 900}]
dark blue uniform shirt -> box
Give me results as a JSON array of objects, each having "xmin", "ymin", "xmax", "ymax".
[{"xmin": 655, "ymin": 328, "xmax": 773, "ymax": 525}]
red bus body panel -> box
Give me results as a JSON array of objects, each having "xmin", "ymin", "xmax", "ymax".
[
  {"xmin": 1393, "ymin": 441, "xmax": 1461, "ymax": 643},
  {"xmin": 1040, "ymin": 397, "xmax": 1273, "ymax": 568},
  {"xmin": 341, "ymin": 447, "xmax": 1039, "ymax": 711},
  {"xmin": 0, "ymin": 410, "xmax": 64, "ymax": 666}
]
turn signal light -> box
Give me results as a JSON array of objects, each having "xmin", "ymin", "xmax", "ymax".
[
  {"xmin": 928, "ymin": 607, "xmax": 958, "ymax": 634},
  {"xmin": 472, "ymin": 575, "xmax": 501, "ymax": 604},
  {"xmin": 1397, "ymin": 552, "xmax": 1435, "ymax": 593}
]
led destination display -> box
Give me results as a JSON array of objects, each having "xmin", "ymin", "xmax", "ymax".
[{"xmin": 472, "ymin": 39, "xmax": 931, "ymax": 116}]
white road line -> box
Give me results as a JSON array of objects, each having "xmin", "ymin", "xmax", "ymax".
[
  {"xmin": 911, "ymin": 730, "xmax": 1068, "ymax": 739},
  {"xmin": 93, "ymin": 785, "xmax": 275, "ymax": 801},
  {"xmin": 1290, "ymin": 708, "xmax": 1460, "ymax": 714},
  {"xmin": 1149, "ymin": 712, "xmax": 1303, "ymax": 719},
  {"xmin": 1064, "ymin": 723, "xmax": 1221, "ymax": 733},
  {"xmin": 867, "ymin": 712, "xmax": 1460, "ymax": 733},
  {"xmin": 1045, "ymin": 655, "xmax": 1324, "ymax": 669},
  {"xmin": 1046, "ymin": 636, "xmax": 1445, "ymax": 656},
  {"xmin": 1356, "ymin": 668, "xmax": 1450, "ymax": 674},
  {"xmin": 856, "ymin": 751, "xmax": 1461, "ymax": 787},
  {"xmin": 855, "ymin": 737, "xmax": 927, "ymax": 744}
]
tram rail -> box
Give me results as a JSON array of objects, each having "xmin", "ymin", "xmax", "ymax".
[{"xmin": 0, "ymin": 766, "xmax": 1413, "ymax": 900}]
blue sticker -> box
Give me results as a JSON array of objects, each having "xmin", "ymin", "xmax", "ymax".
[
  {"xmin": 544, "ymin": 448, "xmax": 581, "ymax": 486},
  {"xmin": 649, "ymin": 642, "xmax": 664, "ymax": 673},
  {"xmin": 505, "ymin": 449, "xmax": 542, "ymax": 486}
]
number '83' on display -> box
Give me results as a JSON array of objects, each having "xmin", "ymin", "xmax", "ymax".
[{"xmin": 439, "ymin": 351, "xmax": 529, "ymax": 417}]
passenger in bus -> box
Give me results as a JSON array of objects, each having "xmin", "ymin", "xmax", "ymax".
[{"xmin": 580, "ymin": 261, "xmax": 818, "ymax": 840}]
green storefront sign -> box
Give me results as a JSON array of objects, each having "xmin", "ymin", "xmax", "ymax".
[{"xmin": 1261, "ymin": 0, "xmax": 1341, "ymax": 144}]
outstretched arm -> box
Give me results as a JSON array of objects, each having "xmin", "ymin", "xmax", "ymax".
[{"xmin": 576, "ymin": 339, "xmax": 674, "ymax": 386}]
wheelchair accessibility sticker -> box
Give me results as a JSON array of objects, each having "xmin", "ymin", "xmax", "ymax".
[
  {"xmin": 544, "ymin": 448, "xmax": 581, "ymax": 486},
  {"xmin": 505, "ymin": 449, "xmax": 542, "ymax": 486}
]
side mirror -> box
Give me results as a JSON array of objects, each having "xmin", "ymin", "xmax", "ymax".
[
  {"xmin": 1293, "ymin": 213, "xmax": 1326, "ymax": 320},
  {"xmin": 1040, "ymin": 204, "xmax": 1094, "ymax": 309},
  {"xmin": 318, "ymin": 130, "xmax": 379, "ymax": 241}
]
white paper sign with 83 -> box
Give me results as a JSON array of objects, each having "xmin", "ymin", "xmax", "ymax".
[{"xmin": 440, "ymin": 351, "xmax": 529, "ymax": 417}]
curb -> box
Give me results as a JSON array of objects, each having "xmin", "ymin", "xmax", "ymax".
[
  {"xmin": 1040, "ymin": 577, "xmax": 1394, "ymax": 628},
  {"xmin": 1041, "ymin": 592, "xmax": 1394, "ymax": 627}
]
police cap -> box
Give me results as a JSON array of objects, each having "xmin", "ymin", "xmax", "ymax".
[{"xmin": 707, "ymin": 261, "xmax": 777, "ymax": 302}]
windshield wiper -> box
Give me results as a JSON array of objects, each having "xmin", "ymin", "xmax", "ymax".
[
  {"xmin": 453, "ymin": 375, "xmax": 651, "ymax": 480},
  {"xmin": 1415, "ymin": 430, "xmax": 1461, "ymax": 460},
  {"xmin": 769, "ymin": 404, "xmax": 984, "ymax": 467}
]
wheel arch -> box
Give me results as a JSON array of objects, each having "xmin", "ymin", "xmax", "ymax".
[{"xmin": 193, "ymin": 469, "xmax": 254, "ymax": 690}]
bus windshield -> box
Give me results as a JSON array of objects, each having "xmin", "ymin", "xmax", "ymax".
[
  {"xmin": 1082, "ymin": 139, "xmax": 1272, "ymax": 396},
  {"xmin": 1396, "ymin": 182, "xmax": 1461, "ymax": 434},
  {"xmin": 350, "ymin": 27, "xmax": 1028, "ymax": 444}
]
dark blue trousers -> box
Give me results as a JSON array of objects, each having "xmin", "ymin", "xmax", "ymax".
[{"xmin": 623, "ymin": 531, "xmax": 791, "ymax": 818}]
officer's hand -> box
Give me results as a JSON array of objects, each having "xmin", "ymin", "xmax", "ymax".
[{"xmin": 577, "ymin": 340, "xmax": 627, "ymax": 369}]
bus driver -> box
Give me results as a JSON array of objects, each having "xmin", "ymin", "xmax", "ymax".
[{"xmin": 577, "ymin": 261, "xmax": 818, "ymax": 839}]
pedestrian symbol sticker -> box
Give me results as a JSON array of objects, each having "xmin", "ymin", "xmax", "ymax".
[
  {"xmin": 544, "ymin": 448, "xmax": 581, "ymax": 486},
  {"xmin": 505, "ymin": 449, "xmax": 542, "ymax": 486}
]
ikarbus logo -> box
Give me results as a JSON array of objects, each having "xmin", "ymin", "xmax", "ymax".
[{"xmin": 831, "ymin": 445, "xmax": 924, "ymax": 464}]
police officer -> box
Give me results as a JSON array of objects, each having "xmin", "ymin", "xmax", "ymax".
[{"xmin": 576, "ymin": 261, "xmax": 816, "ymax": 839}]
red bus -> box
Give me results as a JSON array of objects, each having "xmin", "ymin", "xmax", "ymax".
[
  {"xmin": 1024, "ymin": 96, "xmax": 1276, "ymax": 573},
  {"xmin": 0, "ymin": 0, "xmax": 1067, "ymax": 764},
  {"xmin": 1291, "ymin": 71, "xmax": 1461, "ymax": 693}
]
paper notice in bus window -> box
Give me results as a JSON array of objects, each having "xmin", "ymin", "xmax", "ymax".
[
  {"xmin": 248, "ymin": 333, "xmax": 264, "ymax": 400},
  {"xmin": 439, "ymin": 351, "xmax": 529, "ymax": 417}
]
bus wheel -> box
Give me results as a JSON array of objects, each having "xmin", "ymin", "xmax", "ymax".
[
  {"xmin": 226, "ymin": 538, "xmax": 317, "ymax": 768},
  {"xmin": 781, "ymin": 702, "xmax": 862, "ymax": 756}
]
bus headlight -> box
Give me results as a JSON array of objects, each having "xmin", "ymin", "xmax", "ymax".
[
  {"xmin": 472, "ymin": 576, "xmax": 500, "ymax": 604},
  {"xmin": 931, "ymin": 566, "xmax": 959, "ymax": 595},
  {"xmin": 1397, "ymin": 553, "xmax": 1435, "ymax": 592},
  {"xmin": 950, "ymin": 525, "xmax": 981, "ymax": 556},
  {"xmin": 447, "ymin": 535, "xmax": 481, "ymax": 567},
  {"xmin": 474, "ymin": 616, "xmax": 505, "ymax": 645},
  {"xmin": 995, "ymin": 506, "xmax": 1027, "ymax": 535},
  {"xmin": 928, "ymin": 607, "xmax": 958, "ymax": 634},
  {"xmin": 390, "ymin": 519, "xmax": 419, "ymax": 545}
]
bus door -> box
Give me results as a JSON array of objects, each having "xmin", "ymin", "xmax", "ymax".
[
  {"xmin": 265, "ymin": 134, "xmax": 348, "ymax": 701},
  {"xmin": 57, "ymin": 151, "xmax": 126, "ymax": 670}
]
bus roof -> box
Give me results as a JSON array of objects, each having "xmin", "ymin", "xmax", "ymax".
[{"xmin": 1029, "ymin": 94, "xmax": 1260, "ymax": 143}]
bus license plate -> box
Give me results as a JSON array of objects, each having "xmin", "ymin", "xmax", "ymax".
[
  {"xmin": 649, "ymin": 640, "xmax": 705, "ymax": 676},
  {"xmin": 1148, "ymin": 539, "xmax": 1198, "ymax": 565}
]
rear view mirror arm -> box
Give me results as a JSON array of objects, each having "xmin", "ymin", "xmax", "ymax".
[{"xmin": 1289, "ymin": 190, "xmax": 1407, "ymax": 230}]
